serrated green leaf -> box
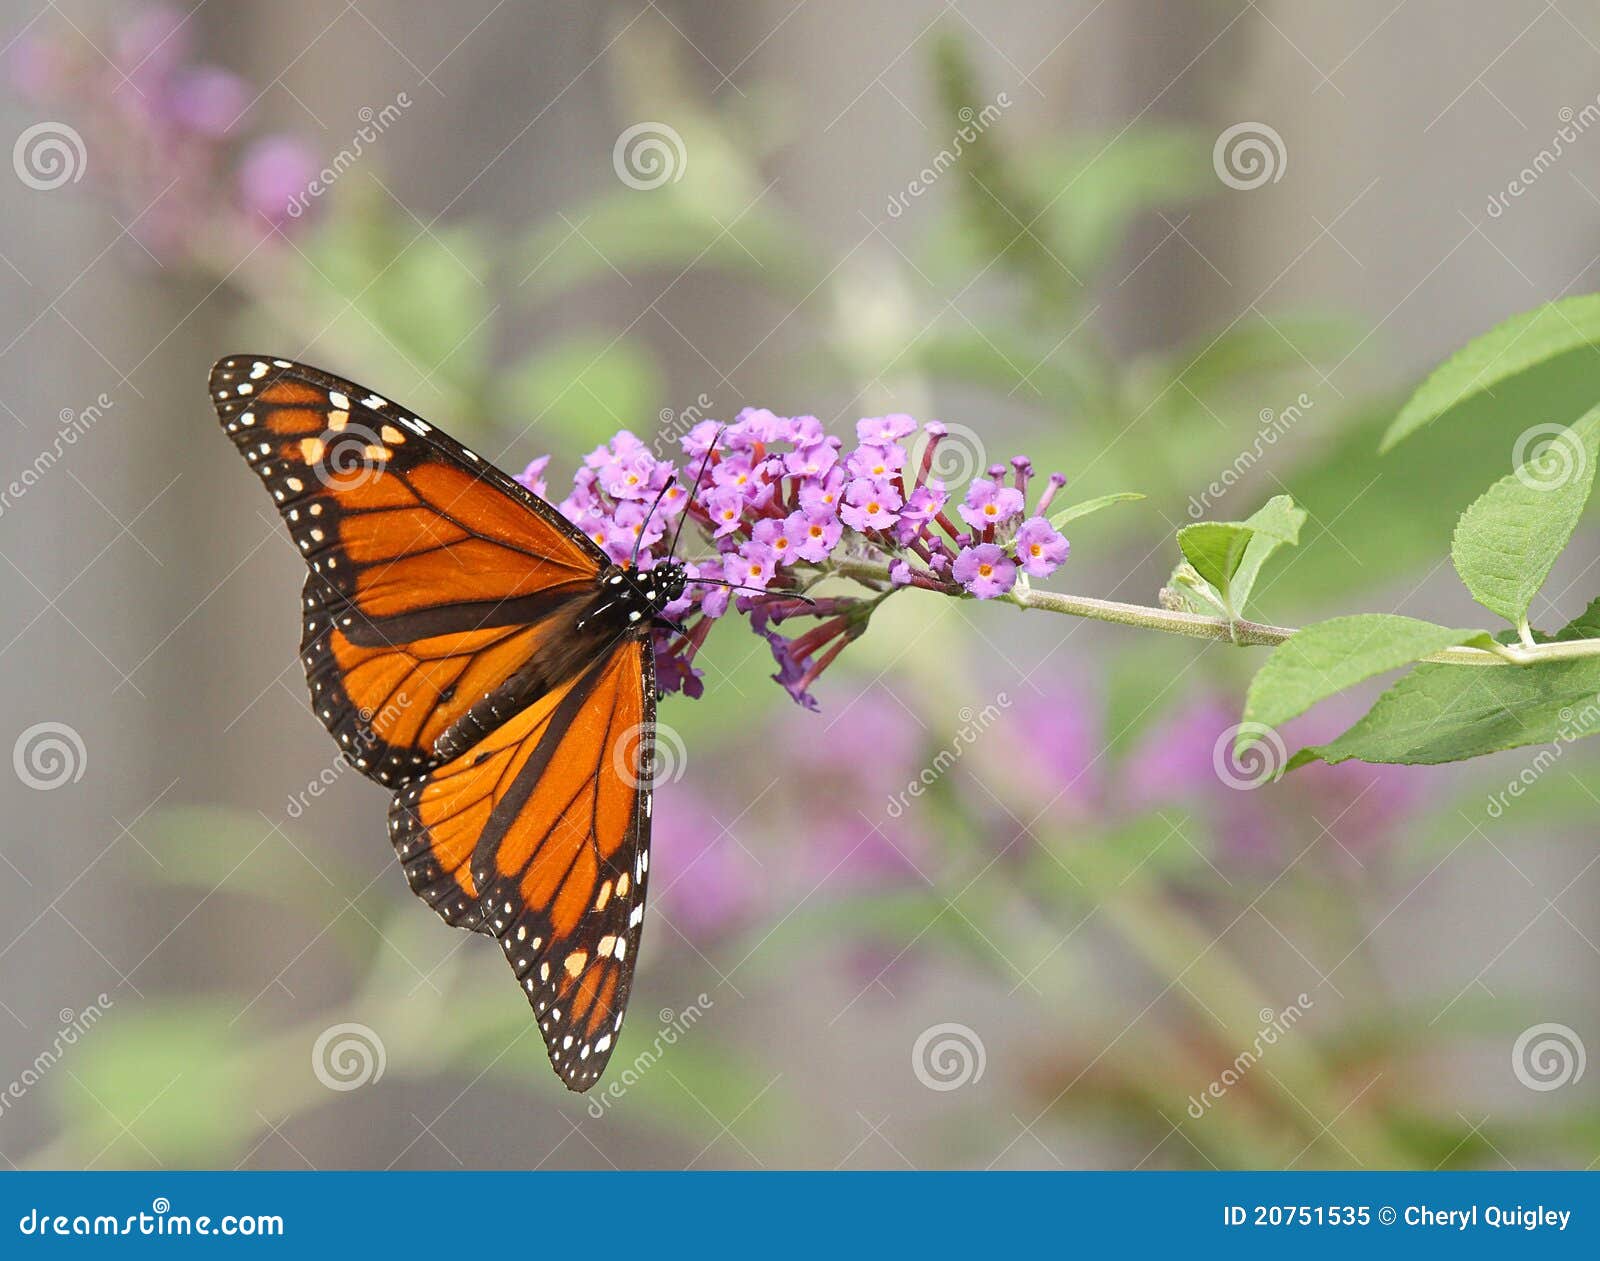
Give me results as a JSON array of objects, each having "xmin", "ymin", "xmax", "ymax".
[
  {"xmin": 1048, "ymin": 492, "xmax": 1144, "ymax": 531},
  {"xmin": 1292, "ymin": 603, "xmax": 1600, "ymax": 767},
  {"xmin": 1243, "ymin": 614, "xmax": 1490, "ymax": 737},
  {"xmin": 1450, "ymin": 405, "xmax": 1600, "ymax": 628},
  {"xmin": 1382, "ymin": 293, "xmax": 1600, "ymax": 451}
]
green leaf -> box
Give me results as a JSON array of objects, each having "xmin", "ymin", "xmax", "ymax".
[
  {"xmin": 1176, "ymin": 494, "xmax": 1305, "ymax": 615},
  {"xmin": 1292, "ymin": 603, "xmax": 1600, "ymax": 767},
  {"xmin": 1177, "ymin": 522, "xmax": 1253, "ymax": 593},
  {"xmin": 1243, "ymin": 614, "xmax": 1490, "ymax": 736},
  {"xmin": 1382, "ymin": 293, "xmax": 1600, "ymax": 451},
  {"xmin": 1048, "ymin": 491, "xmax": 1144, "ymax": 531},
  {"xmin": 1228, "ymin": 495, "xmax": 1308, "ymax": 614},
  {"xmin": 1556, "ymin": 595, "xmax": 1600, "ymax": 640},
  {"xmin": 1450, "ymin": 405, "xmax": 1600, "ymax": 628}
]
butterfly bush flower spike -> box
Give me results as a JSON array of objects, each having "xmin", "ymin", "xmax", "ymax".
[{"xmin": 531, "ymin": 409, "xmax": 1071, "ymax": 705}]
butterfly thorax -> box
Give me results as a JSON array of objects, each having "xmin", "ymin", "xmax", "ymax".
[{"xmin": 576, "ymin": 561, "xmax": 687, "ymax": 635}]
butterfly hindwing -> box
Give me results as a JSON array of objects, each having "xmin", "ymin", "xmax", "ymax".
[
  {"xmin": 209, "ymin": 356, "xmax": 608, "ymax": 786},
  {"xmin": 389, "ymin": 642, "xmax": 654, "ymax": 1089}
]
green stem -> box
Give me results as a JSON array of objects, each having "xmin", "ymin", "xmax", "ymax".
[{"xmin": 826, "ymin": 560, "xmax": 1600, "ymax": 668}]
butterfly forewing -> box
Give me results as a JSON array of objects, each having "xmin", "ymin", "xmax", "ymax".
[
  {"xmin": 209, "ymin": 356, "xmax": 605, "ymax": 786},
  {"xmin": 210, "ymin": 355, "xmax": 658, "ymax": 1091}
]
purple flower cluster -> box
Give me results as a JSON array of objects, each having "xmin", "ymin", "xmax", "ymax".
[
  {"xmin": 7, "ymin": 7, "xmax": 319, "ymax": 257},
  {"xmin": 517, "ymin": 409, "xmax": 1070, "ymax": 708}
]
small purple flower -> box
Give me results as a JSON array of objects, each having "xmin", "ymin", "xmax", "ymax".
[
  {"xmin": 1013, "ymin": 517, "xmax": 1069, "ymax": 578},
  {"xmin": 889, "ymin": 560, "xmax": 912, "ymax": 586},
  {"xmin": 856, "ymin": 414, "xmax": 917, "ymax": 445},
  {"xmin": 953, "ymin": 543, "xmax": 1016, "ymax": 598},
  {"xmin": 790, "ymin": 511, "xmax": 842, "ymax": 562},
  {"xmin": 515, "ymin": 455, "xmax": 550, "ymax": 498},
  {"xmin": 733, "ymin": 541, "xmax": 778, "ymax": 589},
  {"xmin": 799, "ymin": 467, "xmax": 845, "ymax": 519},
  {"xmin": 600, "ymin": 451, "xmax": 657, "ymax": 500},
  {"xmin": 681, "ymin": 420, "xmax": 723, "ymax": 459},
  {"xmin": 846, "ymin": 443, "xmax": 905, "ymax": 480},
  {"xmin": 895, "ymin": 479, "xmax": 947, "ymax": 544},
  {"xmin": 784, "ymin": 440, "xmax": 838, "ymax": 479},
  {"xmin": 762, "ymin": 627, "xmax": 820, "ymax": 711},
  {"xmin": 957, "ymin": 476, "xmax": 1025, "ymax": 531},
  {"xmin": 752, "ymin": 516, "xmax": 803, "ymax": 568},
  {"xmin": 702, "ymin": 485, "xmax": 747, "ymax": 538},
  {"xmin": 732, "ymin": 406, "xmax": 787, "ymax": 445},
  {"xmin": 839, "ymin": 477, "xmax": 902, "ymax": 532}
]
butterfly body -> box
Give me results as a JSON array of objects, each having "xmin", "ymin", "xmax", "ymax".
[{"xmin": 209, "ymin": 355, "xmax": 676, "ymax": 1091}]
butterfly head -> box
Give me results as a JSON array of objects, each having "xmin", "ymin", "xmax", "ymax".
[{"xmin": 641, "ymin": 559, "xmax": 688, "ymax": 611}]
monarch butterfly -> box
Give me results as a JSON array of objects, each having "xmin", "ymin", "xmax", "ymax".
[{"xmin": 209, "ymin": 356, "xmax": 754, "ymax": 1092}]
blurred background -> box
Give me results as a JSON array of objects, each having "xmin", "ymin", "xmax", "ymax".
[{"xmin": 1, "ymin": 0, "xmax": 1598, "ymax": 1170}]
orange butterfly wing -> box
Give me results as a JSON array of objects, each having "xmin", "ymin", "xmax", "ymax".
[
  {"xmin": 213, "ymin": 355, "xmax": 658, "ymax": 1090},
  {"xmin": 390, "ymin": 642, "xmax": 654, "ymax": 1090},
  {"xmin": 209, "ymin": 357, "xmax": 607, "ymax": 792}
]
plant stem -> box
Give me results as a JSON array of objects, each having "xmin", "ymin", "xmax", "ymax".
[{"xmin": 827, "ymin": 559, "xmax": 1600, "ymax": 668}]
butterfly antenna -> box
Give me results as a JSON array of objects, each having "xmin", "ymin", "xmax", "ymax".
[
  {"xmin": 630, "ymin": 474, "xmax": 678, "ymax": 570},
  {"xmin": 666, "ymin": 428, "xmax": 723, "ymax": 562},
  {"xmin": 693, "ymin": 576, "xmax": 817, "ymax": 605}
]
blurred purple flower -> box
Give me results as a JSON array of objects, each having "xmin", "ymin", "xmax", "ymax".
[
  {"xmin": 650, "ymin": 788, "xmax": 760, "ymax": 938},
  {"xmin": 236, "ymin": 135, "xmax": 318, "ymax": 228},
  {"xmin": 7, "ymin": 8, "xmax": 317, "ymax": 259},
  {"xmin": 168, "ymin": 66, "xmax": 248, "ymax": 136}
]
